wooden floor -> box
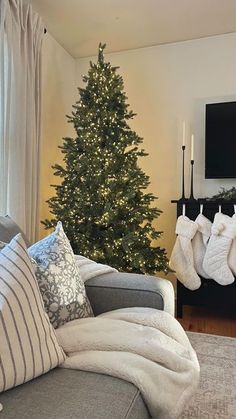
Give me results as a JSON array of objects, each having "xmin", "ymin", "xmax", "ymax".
[{"xmin": 177, "ymin": 305, "xmax": 236, "ymax": 338}]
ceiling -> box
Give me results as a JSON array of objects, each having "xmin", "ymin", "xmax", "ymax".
[{"xmin": 27, "ymin": 0, "xmax": 236, "ymax": 59}]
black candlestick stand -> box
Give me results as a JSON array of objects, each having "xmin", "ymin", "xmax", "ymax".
[
  {"xmin": 189, "ymin": 159, "xmax": 195, "ymax": 200},
  {"xmin": 180, "ymin": 145, "xmax": 186, "ymax": 201}
]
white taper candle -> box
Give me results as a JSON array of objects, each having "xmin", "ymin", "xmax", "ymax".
[
  {"xmin": 182, "ymin": 121, "xmax": 186, "ymax": 146},
  {"xmin": 191, "ymin": 134, "xmax": 194, "ymax": 160}
]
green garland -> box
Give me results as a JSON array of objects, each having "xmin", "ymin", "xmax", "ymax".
[{"xmin": 209, "ymin": 187, "xmax": 236, "ymax": 200}]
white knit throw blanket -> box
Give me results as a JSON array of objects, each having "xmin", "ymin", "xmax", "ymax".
[
  {"xmin": 56, "ymin": 307, "xmax": 200, "ymax": 419},
  {"xmin": 74, "ymin": 254, "xmax": 117, "ymax": 282}
]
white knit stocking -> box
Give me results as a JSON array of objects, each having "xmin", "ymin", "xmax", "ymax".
[
  {"xmin": 170, "ymin": 215, "xmax": 201, "ymax": 290},
  {"xmin": 203, "ymin": 212, "xmax": 236, "ymax": 285},
  {"xmin": 192, "ymin": 214, "xmax": 212, "ymax": 279},
  {"xmin": 228, "ymin": 213, "xmax": 236, "ymax": 276}
]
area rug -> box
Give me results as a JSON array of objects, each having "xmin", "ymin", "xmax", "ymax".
[{"xmin": 180, "ymin": 332, "xmax": 236, "ymax": 418}]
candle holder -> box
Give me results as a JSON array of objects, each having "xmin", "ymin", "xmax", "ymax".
[
  {"xmin": 189, "ymin": 159, "xmax": 195, "ymax": 200},
  {"xmin": 180, "ymin": 145, "xmax": 186, "ymax": 201}
]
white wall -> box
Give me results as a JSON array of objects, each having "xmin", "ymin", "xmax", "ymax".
[
  {"xmin": 75, "ymin": 33, "xmax": 236, "ymax": 263},
  {"xmin": 40, "ymin": 33, "xmax": 76, "ymax": 237}
]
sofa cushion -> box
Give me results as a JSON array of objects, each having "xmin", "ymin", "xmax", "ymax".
[
  {"xmin": 0, "ymin": 215, "xmax": 30, "ymax": 247},
  {"xmin": 28, "ymin": 222, "xmax": 93, "ymax": 329},
  {"xmin": 0, "ymin": 234, "xmax": 65, "ymax": 393},
  {"xmin": 0, "ymin": 369, "xmax": 150, "ymax": 419}
]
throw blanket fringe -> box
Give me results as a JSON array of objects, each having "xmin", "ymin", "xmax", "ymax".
[{"xmin": 56, "ymin": 307, "xmax": 200, "ymax": 419}]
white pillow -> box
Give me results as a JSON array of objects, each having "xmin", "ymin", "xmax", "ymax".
[
  {"xmin": 0, "ymin": 234, "xmax": 65, "ymax": 393},
  {"xmin": 28, "ymin": 222, "xmax": 93, "ymax": 329}
]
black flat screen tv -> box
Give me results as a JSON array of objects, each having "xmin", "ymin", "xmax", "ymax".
[{"xmin": 205, "ymin": 101, "xmax": 236, "ymax": 178}]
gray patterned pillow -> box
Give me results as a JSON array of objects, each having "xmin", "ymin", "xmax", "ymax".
[{"xmin": 28, "ymin": 222, "xmax": 93, "ymax": 328}]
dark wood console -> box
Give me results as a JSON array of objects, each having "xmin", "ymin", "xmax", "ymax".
[{"xmin": 171, "ymin": 198, "xmax": 236, "ymax": 318}]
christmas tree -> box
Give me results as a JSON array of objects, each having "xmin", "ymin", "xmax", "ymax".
[{"xmin": 43, "ymin": 44, "xmax": 169, "ymax": 275}]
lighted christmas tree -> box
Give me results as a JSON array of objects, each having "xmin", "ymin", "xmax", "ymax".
[{"xmin": 43, "ymin": 44, "xmax": 169, "ymax": 275}]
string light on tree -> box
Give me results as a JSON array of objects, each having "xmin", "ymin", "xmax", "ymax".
[{"xmin": 43, "ymin": 43, "xmax": 169, "ymax": 275}]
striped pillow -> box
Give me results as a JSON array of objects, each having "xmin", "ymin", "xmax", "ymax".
[{"xmin": 0, "ymin": 234, "xmax": 65, "ymax": 393}]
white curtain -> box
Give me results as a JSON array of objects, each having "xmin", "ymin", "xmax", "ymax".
[{"xmin": 0, "ymin": 0, "xmax": 44, "ymax": 243}]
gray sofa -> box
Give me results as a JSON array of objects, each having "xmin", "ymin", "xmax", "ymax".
[{"xmin": 0, "ymin": 217, "xmax": 174, "ymax": 419}]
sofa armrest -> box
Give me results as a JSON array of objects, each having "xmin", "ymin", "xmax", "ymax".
[{"xmin": 85, "ymin": 272, "xmax": 175, "ymax": 317}]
